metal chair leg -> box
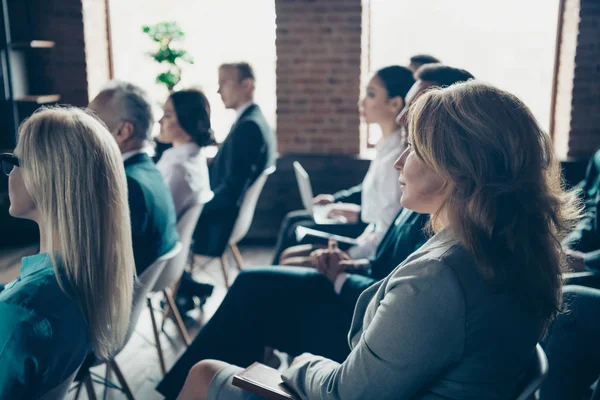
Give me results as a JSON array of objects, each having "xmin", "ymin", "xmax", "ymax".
[
  {"xmin": 108, "ymin": 359, "xmax": 134, "ymax": 400},
  {"xmin": 220, "ymin": 256, "xmax": 230, "ymax": 288},
  {"xmin": 163, "ymin": 288, "xmax": 191, "ymax": 345},
  {"xmin": 230, "ymin": 243, "xmax": 244, "ymax": 271},
  {"xmin": 147, "ymin": 297, "xmax": 167, "ymax": 376},
  {"xmin": 83, "ymin": 373, "xmax": 98, "ymax": 400}
]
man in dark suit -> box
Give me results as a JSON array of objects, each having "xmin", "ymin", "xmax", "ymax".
[
  {"xmin": 192, "ymin": 62, "xmax": 276, "ymax": 257},
  {"xmin": 88, "ymin": 81, "xmax": 179, "ymax": 275}
]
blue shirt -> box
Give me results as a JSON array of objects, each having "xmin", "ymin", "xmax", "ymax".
[{"xmin": 0, "ymin": 253, "xmax": 90, "ymax": 399}]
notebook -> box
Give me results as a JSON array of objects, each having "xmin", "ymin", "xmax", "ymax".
[{"xmin": 232, "ymin": 362, "xmax": 299, "ymax": 400}]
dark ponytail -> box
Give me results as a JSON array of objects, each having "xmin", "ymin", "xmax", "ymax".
[{"xmin": 170, "ymin": 89, "xmax": 216, "ymax": 147}]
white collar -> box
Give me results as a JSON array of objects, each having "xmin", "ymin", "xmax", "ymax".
[
  {"xmin": 122, "ymin": 145, "xmax": 154, "ymax": 162},
  {"xmin": 235, "ymin": 101, "xmax": 254, "ymax": 122},
  {"xmin": 374, "ymin": 129, "xmax": 403, "ymax": 154}
]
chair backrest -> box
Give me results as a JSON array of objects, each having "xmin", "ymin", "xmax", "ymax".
[
  {"xmin": 152, "ymin": 204, "xmax": 204, "ymax": 291},
  {"xmin": 513, "ymin": 344, "xmax": 549, "ymax": 400},
  {"xmin": 229, "ymin": 166, "xmax": 276, "ymax": 245},
  {"xmin": 124, "ymin": 242, "xmax": 182, "ymax": 347},
  {"xmin": 39, "ymin": 369, "xmax": 78, "ymax": 400}
]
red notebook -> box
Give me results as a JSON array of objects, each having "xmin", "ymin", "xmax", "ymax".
[{"xmin": 232, "ymin": 362, "xmax": 299, "ymax": 400}]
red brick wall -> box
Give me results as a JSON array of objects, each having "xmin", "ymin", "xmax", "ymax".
[
  {"xmin": 275, "ymin": 0, "xmax": 362, "ymax": 155},
  {"xmin": 553, "ymin": 0, "xmax": 600, "ymax": 159}
]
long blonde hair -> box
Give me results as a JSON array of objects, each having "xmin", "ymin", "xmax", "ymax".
[
  {"xmin": 407, "ymin": 80, "xmax": 581, "ymax": 332},
  {"xmin": 17, "ymin": 107, "xmax": 134, "ymax": 359}
]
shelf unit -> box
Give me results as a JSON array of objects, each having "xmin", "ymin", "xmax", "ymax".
[
  {"xmin": 1, "ymin": 0, "xmax": 61, "ymax": 150},
  {"xmin": 0, "ymin": 0, "xmax": 54, "ymax": 246}
]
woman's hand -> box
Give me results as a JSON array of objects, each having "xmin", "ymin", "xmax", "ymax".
[
  {"xmin": 313, "ymin": 194, "xmax": 335, "ymax": 205},
  {"xmin": 327, "ymin": 203, "xmax": 360, "ymax": 223},
  {"xmin": 564, "ymin": 248, "xmax": 586, "ymax": 272},
  {"xmin": 310, "ymin": 238, "xmax": 352, "ymax": 282}
]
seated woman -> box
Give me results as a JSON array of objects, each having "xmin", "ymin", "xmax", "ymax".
[
  {"xmin": 273, "ymin": 65, "xmax": 414, "ymax": 264},
  {"xmin": 156, "ymin": 88, "xmax": 217, "ymax": 306},
  {"xmin": 0, "ymin": 107, "xmax": 134, "ymax": 398},
  {"xmin": 156, "ymin": 88, "xmax": 215, "ymax": 218},
  {"xmin": 175, "ymin": 81, "xmax": 579, "ymax": 399}
]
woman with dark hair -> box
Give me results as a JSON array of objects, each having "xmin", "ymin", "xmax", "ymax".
[
  {"xmin": 157, "ymin": 88, "xmax": 215, "ymax": 218},
  {"xmin": 275, "ymin": 65, "xmax": 415, "ymax": 265}
]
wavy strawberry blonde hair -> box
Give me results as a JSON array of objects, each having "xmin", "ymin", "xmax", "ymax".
[
  {"xmin": 17, "ymin": 107, "xmax": 134, "ymax": 359},
  {"xmin": 407, "ymin": 80, "xmax": 581, "ymax": 332}
]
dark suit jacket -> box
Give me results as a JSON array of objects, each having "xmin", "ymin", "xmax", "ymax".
[
  {"xmin": 125, "ymin": 153, "xmax": 179, "ymax": 275},
  {"xmin": 192, "ymin": 104, "xmax": 276, "ymax": 256},
  {"xmin": 339, "ymin": 208, "xmax": 429, "ymax": 306}
]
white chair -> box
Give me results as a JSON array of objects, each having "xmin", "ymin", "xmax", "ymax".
[
  {"xmin": 75, "ymin": 243, "xmax": 182, "ymax": 400},
  {"xmin": 148, "ymin": 203, "xmax": 204, "ymax": 375},
  {"xmin": 512, "ymin": 344, "xmax": 549, "ymax": 400},
  {"xmin": 219, "ymin": 166, "xmax": 276, "ymax": 287}
]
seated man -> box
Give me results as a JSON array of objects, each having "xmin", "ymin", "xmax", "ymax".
[
  {"xmin": 192, "ymin": 62, "xmax": 276, "ymax": 258},
  {"xmin": 88, "ymin": 81, "xmax": 179, "ymax": 275},
  {"xmin": 156, "ymin": 64, "xmax": 475, "ymax": 399}
]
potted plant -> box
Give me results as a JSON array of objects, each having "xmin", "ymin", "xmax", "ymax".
[{"xmin": 142, "ymin": 21, "xmax": 194, "ymax": 93}]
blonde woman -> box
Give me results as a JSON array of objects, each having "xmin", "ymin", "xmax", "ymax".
[
  {"xmin": 0, "ymin": 107, "xmax": 134, "ymax": 398},
  {"xmin": 175, "ymin": 81, "xmax": 579, "ymax": 400}
]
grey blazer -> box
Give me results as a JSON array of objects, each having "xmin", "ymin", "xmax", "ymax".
[{"xmin": 282, "ymin": 228, "xmax": 542, "ymax": 400}]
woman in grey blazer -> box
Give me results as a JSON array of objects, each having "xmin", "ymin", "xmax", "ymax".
[{"xmin": 175, "ymin": 81, "xmax": 580, "ymax": 400}]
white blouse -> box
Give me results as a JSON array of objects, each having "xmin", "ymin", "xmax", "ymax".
[
  {"xmin": 348, "ymin": 131, "xmax": 404, "ymax": 259},
  {"xmin": 156, "ymin": 142, "xmax": 214, "ymax": 218}
]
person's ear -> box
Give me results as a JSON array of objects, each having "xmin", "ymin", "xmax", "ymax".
[
  {"xmin": 115, "ymin": 121, "xmax": 135, "ymax": 142},
  {"xmin": 389, "ymin": 96, "xmax": 404, "ymax": 116},
  {"xmin": 241, "ymin": 78, "xmax": 254, "ymax": 92}
]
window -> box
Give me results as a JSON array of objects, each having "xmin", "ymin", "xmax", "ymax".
[
  {"xmin": 108, "ymin": 0, "xmax": 276, "ymax": 142},
  {"xmin": 363, "ymin": 0, "xmax": 559, "ymax": 148}
]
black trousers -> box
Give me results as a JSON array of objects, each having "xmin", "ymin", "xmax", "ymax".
[{"xmin": 155, "ymin": 266, "xmax": 356, "ymax": 399}]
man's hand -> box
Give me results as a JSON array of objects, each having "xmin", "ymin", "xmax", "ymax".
[
  {"xmin": 313, "ymin": 194, "xmax": 334, "ymax": 205},
  {"xmin": 565, "ymin": 248, "xmax": 586, "ymax": 272},
  {"xmin": 327, "ymin": 203, "xmax": 360, "ymax": 223},
  {"xmin": 310, "ymin": 238, "xmax": 351, "ymax": 283}
]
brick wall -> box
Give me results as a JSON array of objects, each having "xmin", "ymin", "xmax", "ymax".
[
  {"xmin": 553, "ymin": 0, "xmax": 600, "ymax": 159},
  {"xmin": 275, "ymin": 0, "xmax": 362, "ymax": 155}
]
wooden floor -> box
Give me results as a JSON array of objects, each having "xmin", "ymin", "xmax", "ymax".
[{"xmin": 0, "ymin": 244, "xmax": 274, "ymax": 400}]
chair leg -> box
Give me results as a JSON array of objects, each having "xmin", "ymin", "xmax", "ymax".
[
  {"xmin": 163, "ymin": 288, "xmax": 191, "ymax": 345},
  {"xmin": 161, "ymin": 278, "xmax": 181, "ymax": 332},
  {"xmin": 83, "ymin": 373, "xmax": 98, "ymax": 400},
  {"xmin": 73, "ymin": 378, "xmax": 84, "ymax": 400},
  {"xmin": 220, "ymin": 256, "xmax": 230, "ymax": 288},
  {"xmin": 147, "ymin": 297, "xmax": 167, "ymax": 376},
  {"xmin": 103, "ymin": 363, "xmax": 111, "ymax": 400},
  {"xmin": 230, "ymin": 243, "xmax": 244, "ymax": 271},
  {"xmin": 108, "ymin": 359, "xmax": 135, "ymax": 400}
]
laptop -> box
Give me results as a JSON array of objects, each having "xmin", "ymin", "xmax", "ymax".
[{"xmin": 293, "ymin": 161, "xmax": 346, "ymax": 224}]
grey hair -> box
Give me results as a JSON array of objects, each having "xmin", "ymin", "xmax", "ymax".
[{"xmin": 99, "ymin": 81, "xmax": 154, "ymax": 141}]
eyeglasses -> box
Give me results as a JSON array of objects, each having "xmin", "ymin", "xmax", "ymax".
[{"xmin": 1, "ymin": 153, "xmax": 20, "ymax": 176}]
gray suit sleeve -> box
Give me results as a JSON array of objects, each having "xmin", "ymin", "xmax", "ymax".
[{"xmin": 281, "ymin": 259, "xmax": 465, "ymax": 400}]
